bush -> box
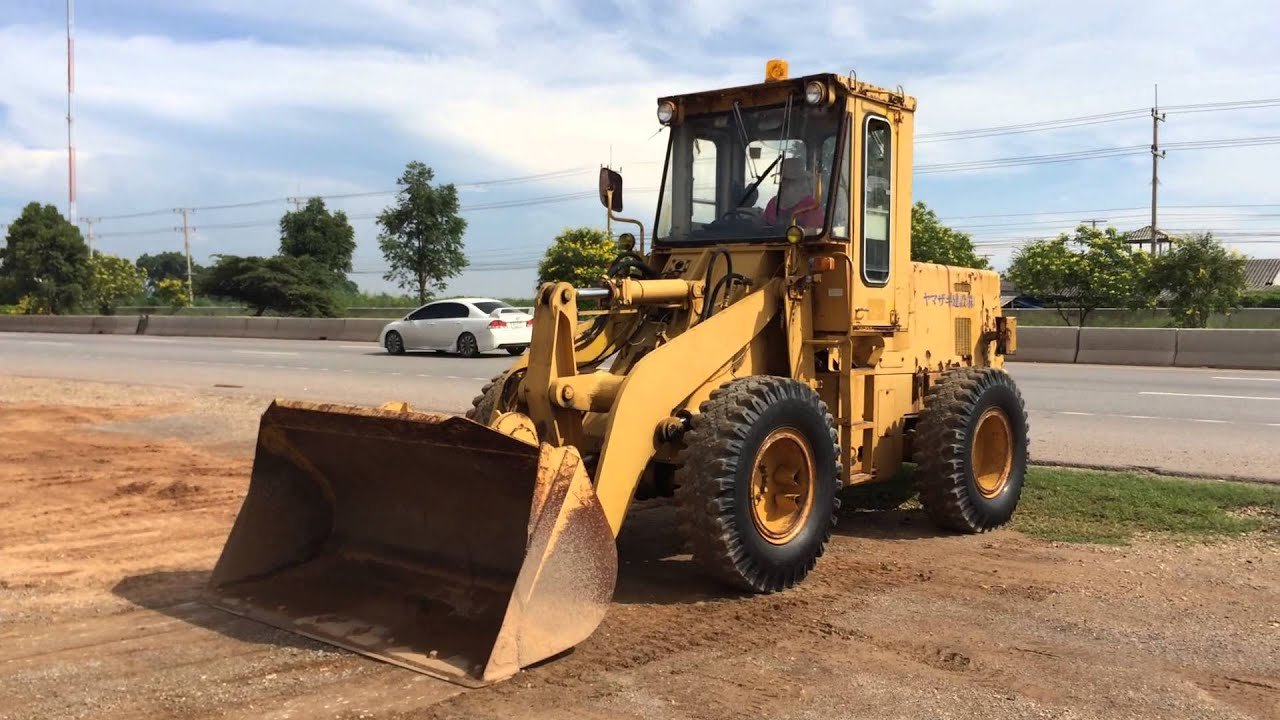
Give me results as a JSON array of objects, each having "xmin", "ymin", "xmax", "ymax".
[{"xmin": 1240, "ymin": 288, "xmax": 1280, "ymax": 308}]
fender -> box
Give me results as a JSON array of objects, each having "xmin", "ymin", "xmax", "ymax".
[{"xmin": 592, "ymin": 278, "xmax": 782, "ymax": 534}]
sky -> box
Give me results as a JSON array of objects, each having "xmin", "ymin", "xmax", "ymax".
[{"xmin": 1, "ymin": 0, "xmax": 1279, "ymax": 298}]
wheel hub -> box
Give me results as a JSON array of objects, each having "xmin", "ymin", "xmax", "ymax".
[
  {"xmin": 749, "ymin": 427, "xmax": 816, "ymax": 545},
  {"xmin": 972, "ymin": 407, "xmax": 1013, "ymax": 498}
]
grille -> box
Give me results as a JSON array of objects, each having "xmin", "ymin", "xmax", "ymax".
[{"xmin": 955, "ymin": 317, "xmax": 972, "ymax": 357}]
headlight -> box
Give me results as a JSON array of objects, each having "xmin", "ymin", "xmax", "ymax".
[
  {"xmin": 616, "ymin": 232, "xmax": 636, "ymax": 251},
  {"xmin": 804, "ymin": 81, "xmax": 827, "ymax": 106},
  {"xmin": 656, "ymin": 100, "xmax": 676, "ymax": 125}
]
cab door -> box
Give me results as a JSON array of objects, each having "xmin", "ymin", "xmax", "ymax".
[{"xmin": 850, "ymin": 100, "xmax": 912, "ymax": 330}]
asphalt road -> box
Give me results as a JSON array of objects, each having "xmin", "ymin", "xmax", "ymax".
[{"xmin": 2, "ymin": 331, "xmax": 1277, "ymax": 481}]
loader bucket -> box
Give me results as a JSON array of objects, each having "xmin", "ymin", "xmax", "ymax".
[{"xmin": 207, "ymin": 400, "xmax": 617, "ymax": 686}]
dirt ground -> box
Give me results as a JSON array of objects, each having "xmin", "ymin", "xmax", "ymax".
[{"xmin": 0, "ymin": 376, "xmax": 1276, "ymax": 720}]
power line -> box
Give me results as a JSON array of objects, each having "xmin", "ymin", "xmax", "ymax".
[
  {"xmin": 939, "ymin": 203, "xmax": 1280, "ymax": 222},
  {"xmin": 916, "ymin": 135, "xmax": 1280, "ymax": 175},
  {"xmin": 917, "ymin": 108, "xmax": 1149, "ymax": 143},
  {"xmin": 916, "ymin": 96, "xmax": 1280, "ymax": 144}
]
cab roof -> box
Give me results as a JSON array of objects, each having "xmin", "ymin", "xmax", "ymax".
[{"xmin": 659, "ymin": 71, "xmax": 917, "ymax": 116}]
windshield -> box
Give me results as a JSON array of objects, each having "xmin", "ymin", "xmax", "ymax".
[{"xmin": 656, "ymin": 101, "xmax": 844, "ymax": 244}]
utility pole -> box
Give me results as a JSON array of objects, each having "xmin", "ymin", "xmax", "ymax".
[
  {"xmin": 1082, "ymin": 218, "xmax": 1108, "ymax": 230},
  {"xmin": 81, "ymin": 217, "xmax": 94, "ymax": 256},
  {"xmin": 287, "ymin": 196, "xmax": 304, "ymax": 211},
  {"xmin": 66, "ymin": 0, "xmax": 77, "ymax": 224},
  {"xmin": 176, "ymin": 208, "xmax": 194, "ymax": 303},
  {"xmin": 1150, "ymin": 84, "xmax": 1166, "ymax": 254}
]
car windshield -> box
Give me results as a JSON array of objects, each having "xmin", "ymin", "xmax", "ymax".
[
  {"xmin": 656, "ymin": 101, "xmax": 844, "ymax": 244},
  {"xmin": 473, "ymin": 301, "xmax": 510, "ymax": 314}
]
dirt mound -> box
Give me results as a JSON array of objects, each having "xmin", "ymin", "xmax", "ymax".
[
  {"xmin": 155, "ymin": 479, "xmax": 202, "ymax": 499},
  {"xmin": 114, "ymin": 480, "xmax": 155, "ymax": 496}
]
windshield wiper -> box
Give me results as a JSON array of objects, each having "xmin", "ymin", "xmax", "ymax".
[
  {"xmin": 734, "ymin": 154, "xmax": 783, "ymax": 208},
  {"xmin": 732, "ymin": 100, "xmax": 761, "ymax": 180}
]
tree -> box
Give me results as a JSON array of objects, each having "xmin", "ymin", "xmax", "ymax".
[
  {"xmin": 911, "ymin": 202, "xmax": 989, "ymax": 269},
  {"xmin": 280, "ymin": 197, "xmax": 357, "ymax": 277},
  {"xmin": 88, "ymin": 254, "xmax": 147, "ymax": 315},
  {"xmin": 0, "ymin": 202, "xmax": 90, "ymax": 314},
  {"xmin": 1146, "ymin": 233, "xmax": 1247, "ymax": 328},
  {"xmin": 1006, "ymin": 225, "xmax": 1153, "ymax": 326},
  {"xmin": 197, "ymin": 254, "xmax": 339, "ymax": 317},
  {"xmin": 377, "ymin": 161, "xmax": 468, "ymax": 303},
  {"xmin": 153, "ymin": 278, "xmax": 191, "ymax": 310},
  {"xmin": 136, "ymin": 251, "xmax": 198, "ymax": 291},
  {"xmin": 537, "ymin": 227, "xmax": 615, "ymax": 287}
]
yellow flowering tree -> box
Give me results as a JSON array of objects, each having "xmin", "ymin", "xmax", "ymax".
[{"xmin": 1006, "ymin": 225, "xmax": 1154, "ymax": 326}]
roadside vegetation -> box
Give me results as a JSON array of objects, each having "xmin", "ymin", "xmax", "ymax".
[
  {"xmin": 1015, "ymin": 467, "xmax": 1280, "ymax": 544},
  {"xmin": 871, "ymin": 465, "xmax": 1280, "ymax": 545}
]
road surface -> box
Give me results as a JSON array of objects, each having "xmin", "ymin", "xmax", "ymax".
[{"xmin": 2, "ymin": 331, "xmax": 1277, "ymax": 481}]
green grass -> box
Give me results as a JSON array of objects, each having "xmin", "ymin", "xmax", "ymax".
[{"xmin": 1013, "ymin": 467, "xmax": 1280, "ymax": 544}]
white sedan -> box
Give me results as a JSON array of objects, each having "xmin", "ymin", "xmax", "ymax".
[{"xmin": 380, "ymin": 298, "xmax": 533, "ymax": 358}]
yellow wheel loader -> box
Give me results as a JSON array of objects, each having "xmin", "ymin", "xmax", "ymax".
[{"xmin": 208, "ymin": 60, "xmax": 1028, "ymax": 687}]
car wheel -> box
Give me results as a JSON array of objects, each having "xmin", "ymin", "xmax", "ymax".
[
  {"xmin": 506, "ymin": 346, "xmax": 527, "ymax": 356},
  {"xmin": 384, "ymin": 331, "xmax": 405, "ymax": 355},
  {"xmin": 456, "ymin": 332, "xmax": 480, "ymax": 358}
]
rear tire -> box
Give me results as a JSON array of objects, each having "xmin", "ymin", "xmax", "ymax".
[
  {"xmin": 914, "ymin": 367, "xmax": 1029, "ymax": 533},
  {"xmin": 675, "ymin": 376, "xmax": 841, "ymax": 593},
  {"xmin": 456, "ymin": 332, "xmax": 480, "ymax": 358},
  {"xmin": 506, "ymin": 346, "xmax": 527, "ymax": 356},
  {"xmin": 384, "ymin": 331, "xmax": 405, "ymax": 355}
]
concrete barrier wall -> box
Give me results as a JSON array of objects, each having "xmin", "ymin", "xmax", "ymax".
[
  {"xmin": 2, "ymin": 315, "xmax": 1278, "ymax": 370},
  {"xmin": 241, "ymin": 317, "xmax": 280, "ymax": 339},
  {"xmin": 89, "ymin": 315, "xmax": 140, "ymax": 335},
  {"xmin": 335, "ymin": 318, "xmax": 387, "ymax": 343},
  {"xmin": 1008, "ymin": 326, "xmax": 1079, "ymax": 363},
  {"xmin": 1176, "ymin": 329, "xmax": 1280, "ymax": 370},
  {"xmin": 271, "ymin": 317, "xmax": 348, "ymax": 341},
  {"xmin": 0, "ymin": 315, "xmax": 36, "ymax": 332},
  {"xmin": 1075, "ymin": 327, "xmax": 1177, "ymax": 366},
  {"xmin": 1008, "ymin": 307, "xmax": 1280, "ymax": 329},
  {"xmin": 0, "ymin": 314, "xmax": 385, "ymax": 342},
  {"xmin": 0, "ymin": 315, "xmax": 95, "ymax": 333}
]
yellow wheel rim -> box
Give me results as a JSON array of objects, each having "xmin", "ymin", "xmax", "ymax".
[
  {"xmin": 750, "ymin": 428, "xmax": 816, "ymax": 545},
  {"xmin": 972, "ymin": 407, "xmax": 1013, "ymax": 499}
]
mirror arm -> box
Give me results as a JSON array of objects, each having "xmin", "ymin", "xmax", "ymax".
[{"xmin": 607, "ymin": 210, "xmax": 646, "ymax": 254}]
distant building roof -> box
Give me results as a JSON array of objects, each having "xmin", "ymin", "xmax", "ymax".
[
  {"xmin": 1123, "ymin": 225, "xmax": 1173, "ymax": 244},
  {"xmin": 1245, "ymin": 258, "xmax": 1280, "ymax": 290}
]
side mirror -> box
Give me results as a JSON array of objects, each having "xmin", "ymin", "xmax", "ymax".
[{"xmin": 599, "ymin": 168, "xmax": 623, "ymax": 212}]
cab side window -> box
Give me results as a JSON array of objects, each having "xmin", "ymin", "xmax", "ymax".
[{"xmin": 862, "ymin": 116, "xmax": 892, "ymax": 285}]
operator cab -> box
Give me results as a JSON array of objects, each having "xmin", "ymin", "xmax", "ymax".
[{"xmin": 651, "ymin": 62, "xmax": 879, "ymax": 248}]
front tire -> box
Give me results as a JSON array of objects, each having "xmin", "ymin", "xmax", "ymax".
[
  {"xmin": 456, "ymin": 332, "xmax": 480, "ymax": 358},
  {"xmin": 384, "ymin": 331, "xmax": 405, "ymax": 355},
  {"xmin": 506, "ymin": 346, "xmax": 527, "ymax": 356},
  {"xmin": 675, "ymin": 376, "xmax": 841, "ymax": 593},
  {"xmin": 914, "ymin": 367, "xmax": 1029, "ymax": 533}
]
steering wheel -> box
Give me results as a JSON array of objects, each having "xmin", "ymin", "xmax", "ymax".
[{"xmin": 720, "ymin": 207, "xmax": 759, "ymax": 221}]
